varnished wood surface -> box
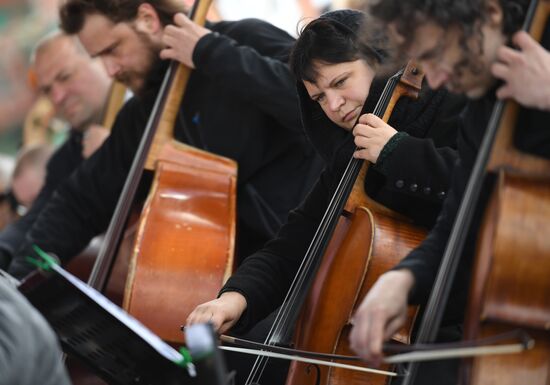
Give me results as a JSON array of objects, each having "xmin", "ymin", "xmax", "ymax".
[
  {"xmin": 286, "ymin": 208, "xmax": 425, "ymax": 385},
  {"xmin": 124, "ymin": 140, "xmax": 237, "ymax": 343},
  {"xmin": 464, "ymin": 172, "xmax": 550, "ymax": 385}
]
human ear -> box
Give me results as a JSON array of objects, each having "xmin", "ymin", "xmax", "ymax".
[
  {"xmin": 484, "ymin": 0, "xmax": 504, "ymax": 29},
  {"xmin": 135, "ymin": 3, "xmax": 162, "ymax": 34}
]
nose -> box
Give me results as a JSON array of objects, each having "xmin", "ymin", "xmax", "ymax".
[
  {"xmin": 424, "ymin": 63, "xmax": 450, "ymax": 90},
  {"xmin": 50, "ymin": 83, "xmax": 66, "ymax": 107},
  {"xmin": 102, "ymin": 56, "xmax": 120, "ymax": 78},
  {"xmin": 327, "ymin": 92, "xmax": 345, "ymax": 112}
]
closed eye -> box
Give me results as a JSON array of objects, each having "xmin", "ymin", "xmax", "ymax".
[
  {"xmin": 312, "ymin": 93, "xmax": 325, "ymax": 103},
  {"xmin": 334, "ymin": 77, "xmax": 346, "ymax": 87},
  {"xmin": 94, "ymin": 42, "xmax": 119, "ymax": 58},
  {"xmin": 58, "ymin": 72, "xmax": 71, "ymax": 82}
]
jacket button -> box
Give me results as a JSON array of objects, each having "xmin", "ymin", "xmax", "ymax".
[
  {"xmin": 437, "ymin": 191, "xmax": 446, "ymax": 199},
  {"xmin": 423, "ymin": 187, "xmax": 432, "ymax": 195},
  {"xmin": 409, "ymin": 183, "xmax": 418, "ymax": 192},
  {"xmin": 395, "ymin": 180, "xmax": 405, "ymax": 188}
]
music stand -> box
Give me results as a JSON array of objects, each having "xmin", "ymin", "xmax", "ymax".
[{"xmin": 18, "ymin": 259, "xmax": 230, "ymax": 385}]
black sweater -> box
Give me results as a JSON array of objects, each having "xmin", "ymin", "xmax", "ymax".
[
  {"xmin": 221, "ymin": 77, "xmax": 465, "ymax": 333},
  {"xmin": 8, "ymin": 19, "xmax": 322, "ymax": 278}
]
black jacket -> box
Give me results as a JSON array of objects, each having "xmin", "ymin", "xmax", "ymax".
[
  {"xmin": 0, "ymin": 132, "xmax": 84, "ymax": 269},
  {"xmin": 8, "ymin": 19, "xmax": 322, "ymax": 278},
  {"xmin": 221, "ymin": 75, "xmax": 465, "ymax": 333}
]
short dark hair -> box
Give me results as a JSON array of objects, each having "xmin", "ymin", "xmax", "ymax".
[
  {"xmin": 367, "ymin": 0, "xmax": 528, "ymax": 53},
  {"xmin": 289, "ymin": 10, "xmax": 386, "ymax": 83},
  {"xmin": 59, "ymin": 0, "xmax": 185, "ymax": 34}
]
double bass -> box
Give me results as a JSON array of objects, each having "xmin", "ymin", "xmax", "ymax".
[
  {"xmin": 65, "ymin": 1, "xmax": 234, "ymax": 383},
  {"xmin": 86, "ymin": 0, "xmax": 236, "ymax": 346}
]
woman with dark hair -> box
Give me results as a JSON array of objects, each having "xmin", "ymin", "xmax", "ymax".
[{"xmin": 188, "ymin": 8, "xmax": 464, "ymax": 381}]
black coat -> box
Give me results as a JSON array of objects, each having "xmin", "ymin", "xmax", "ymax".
[
  {"xmin": 8, "ymin": 19, "xmax": 322, "ymax": 278},
  {"xmin": 221, "ymin": 76, "xmax": 465, "ymax": 333}
]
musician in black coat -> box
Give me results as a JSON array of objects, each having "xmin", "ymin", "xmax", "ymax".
[
  {"xmin": 187, "ymin": 9, "xmax": 464, "ymax": 343},
  {"xmin": 350, "ymin": 3, "xmax": 550, "ymax": 384},
  {"xmin": 0, "ymin": 32, "xmax": 111, "ymax": 270}
]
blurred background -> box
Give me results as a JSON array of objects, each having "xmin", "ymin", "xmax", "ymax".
[{"xmin": 0, "ymin": 0, "xmax": 362, "ymax": 192}]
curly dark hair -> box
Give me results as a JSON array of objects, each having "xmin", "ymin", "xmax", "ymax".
[
  {"xmin": 361, "ymin": 0, "xmax": 530, "ymax": 78},
  {"xmin": 289, "ymin": 10, "xmax": 387, "ymax": 83},
  {"xmin": 59, "ymin": 0, "xmax": 185, "ymax": 34},
  {"xmin": 366, "ymin": 0, "xmax": 529, "ymax": 51}
]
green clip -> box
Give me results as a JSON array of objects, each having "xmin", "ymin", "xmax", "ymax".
[
  {"xmin": 25, "ymin": 245, "xmax": 59, "ymax": 272},
  {"xmin": 176, "ymin": 347, "xmax": 193, "ymax": 369},
  {"xmin": 176, "ymin": 347, "xmax": 197, "ymax": 377}
]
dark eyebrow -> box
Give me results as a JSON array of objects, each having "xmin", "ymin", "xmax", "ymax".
[{"xmin": 329, "ymin": 72, "xmax": 350, "ymax": 87}]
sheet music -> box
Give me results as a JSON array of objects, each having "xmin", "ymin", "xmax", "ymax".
[{"xmin": 52, "ymin": 263, "xmax": 183, "ymax": 363}]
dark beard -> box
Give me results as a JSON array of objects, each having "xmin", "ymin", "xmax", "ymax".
[
  {"xmin": 137, "ymin": 55, "xmax": 170, "ymax": 99},
  {"xmin": 129, "ymin": 26, "xmax": 170, "ymax": 99}
]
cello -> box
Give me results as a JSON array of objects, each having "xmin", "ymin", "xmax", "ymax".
[
  {"xmin": 245, "ymin": 62, "xmax": 426, "ymax": 385},
  {"xmin": 397, "ymin": 1, "xmax": 550, "ymax": 384},
  {"xmin": 462, "ymin": 0, "xmax": 550, "ymax": 383}
]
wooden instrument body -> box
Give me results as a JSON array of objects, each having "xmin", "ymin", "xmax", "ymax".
[
  {"xmin": 286, "ymin": 204, "xmax": 424, "ymax": 385},
  {"xmin": 464, "ymin": 175, "xmax": 550, "ymax": 385},
  {"xmin": 124, "ymin": 140, "xmax": 237, "ymax": 343}
]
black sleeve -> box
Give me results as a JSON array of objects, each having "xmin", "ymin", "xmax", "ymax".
[
  {"xmin": 392, "ymin": 97, "xmax": 490, "ymax": 304},
  {"xmin": 379, "ymin": 134, "xmax": 457, "ymax": 203},
  {"xmin": 364, "ymin": 91, "xmax": 465, "ymax": 228},
  {"xmin": 8, "ymin": 97, "xmax": 148, "ymax": 279},
  {"xmin": 193, "ymin": 19, "xmax": 302, "ymax": 132},
  {"xmin": 384, "ymin": 91, "xmax": 463, "ymax": 200},
  {"xmin": 220, "ymin": 166, "xmax": 336, "ymax": 332},
  {"xmin": 393, "ymin": 157, "xmax": 467, "ymax": 304}
]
